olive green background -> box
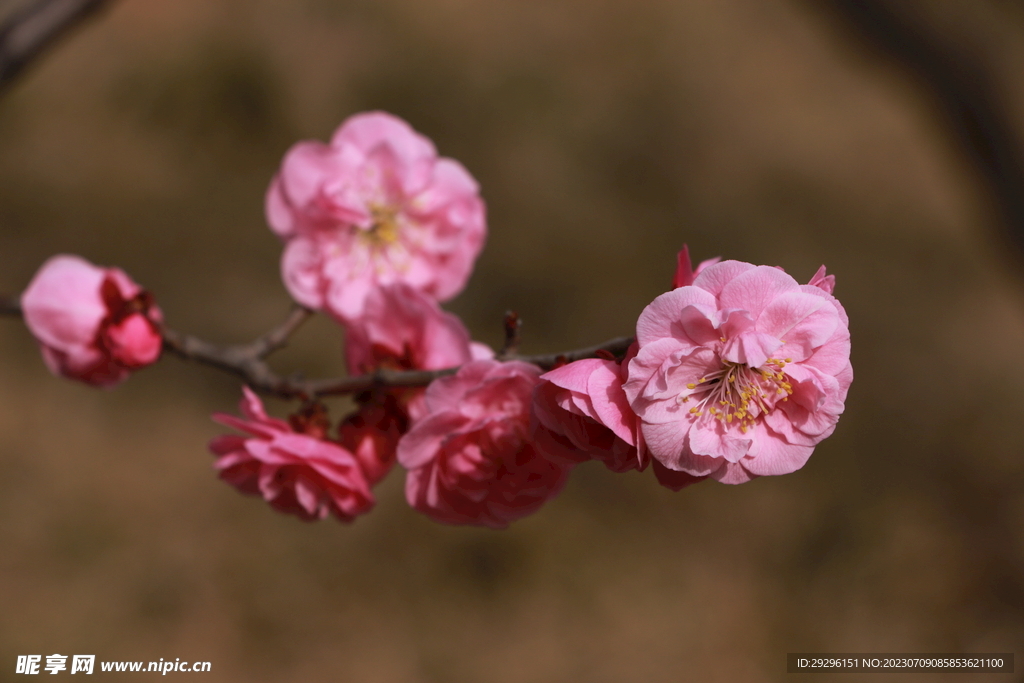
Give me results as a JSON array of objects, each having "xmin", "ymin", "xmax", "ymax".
[{"xmin": 1, "ymin": 1, "xmax": 1022, "ymax": 681}]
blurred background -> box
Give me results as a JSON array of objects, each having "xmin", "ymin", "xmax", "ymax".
[{"xmin": 1, "ymin": 0, "xmax": 1023, "ymax": 681}]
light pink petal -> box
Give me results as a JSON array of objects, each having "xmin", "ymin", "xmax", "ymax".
[
  {"xmin": 718, "ymin": 265, "xmax": 800, "ymax": 320},
  {"xmin": 281, "ymin": 238, "xmax": 328, "ymax": 310},
  {"xmin": 636, "ymin": 287, "xmax": 718, "ymax": 346},
  {"xmin": 542, "ymin": 358, "xmax": 605, "ymax": 394},
  {"xmin": 326, "ymin": 270, "xmax": 373, "ymax": 322},
  {"xmin": 333, "ymin": 111, "xmax": 436, "ymax": 161},
  {"xmin": 470, "ymin": 342, "xmax": 494, "ymax": 360},
  {"xmin": 630, "ymin": 347, "xmax": 718, "ymax": 423},
  {"xmin": 397, "ymin": 411, "xmax": 471, "ymax": 469},
  {"xmin": 293, "ymin": 475, "xmax": 321, "ymax": 515},
  {"xmin": 798, "ymin": 326, "xmax": 851, "ymax": 376},
  {"xmin": 710, "ymin": 462, "xmax": 756, "ymax": 484},
  {"xmin": 721, "ymin": 330, "xmax": 782, "ymax": 369},
  {"xmin": 688, "ymin": 423, "xmax": 752, "ymax": 463},
  {"xmin": 799, "ymin": 284, "xmax": 849, "ymax": 327},
  {"xmin": 742, "ymin": 423, "xmax": 815, "ymax": 476},
  {"xmin": 690, "ymin": 260, "xmax": 757, "ymax": 297},
  {"xmin": 807, "ymin": 265, "xmax": 835, "ymax": 294},
  {"xmin": 757, "ymin": 290, "xmax": 838, "ymax": 362},
  {"xmin": 413, "ymin": 158, "xmax": 481, "ymax": 214},
  {"xmin": 623, "ymin": 337, "xmax": 688, "ymax": 405},
  {"xmin": 331, "ymin": 111, "xmax": 436, "ymax": 195},
  {"xmin": 21, "ymin": 255, "xmax": 107, "ymax": 350},
  {"xmin": 418, "ymin": 309, "xmax": 475, "ymax": 370},
  {"xmin": 278, "ymin": 141, "xmax": 339, "ymax": 211},
  {"xmin": 265, "ymin": 175, "xmax": 296, "ymax": 238},
  {"xmin": 641, "ymin": 420, "xmax": 700, "ymax": 470},
  {"xmin": 586, "ymin": 361, "xmax": 636, "ymax": 445}
]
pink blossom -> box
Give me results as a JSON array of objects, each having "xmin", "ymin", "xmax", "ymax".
[
  {"xmin": 268, "ymin": 111, "xmax": 486, "ymax": 319},
  {"xmin": 398, "ymin": 360, "xmax": 574, "ymax": 528},
  {"xmin": 624, "ymin": 260, "xmax": 852, "ymax": 484},
  {"xmin": 531, "ymin": 345, "xmax": 648, "ymax": 473},
  {"xmin": 342, "ymin": 282, "xmax": 493, "ymax": 422},
  {"xmin": 343, "ymin": 282, "xmax": 490, "ymax": 376},
  {"xmin": 21, "ymin": 254, "xmax": 163, "ymax": 387},
  {"xmin": 209, "ymin": 388, "xmax": 374, "ymax": 522}
]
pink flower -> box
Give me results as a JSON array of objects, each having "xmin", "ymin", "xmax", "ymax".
[
  {"xmin": 342, "ymin": 282, "xmax": 493, "ymax": 422},
  {"xmin": 21, "ymin": 254, "xmax": 163, "ymax": 387},
  {"xmin": 268, "ymin": 111, "xmax": 486, "ymax": 319},
  {"xmin": 531, "ymin": 345, "xmax": 648, "ymax": 473},
  {"xmin": 624, "ymin": 260, "xmax": 852, "ymax": 484},
  {"xmin": 343, "ymin": 282, "xmax": 490, "ymax": 376},
  {"xmin": 209, "ymin": 388, "xmax": 374, "ymax": 522},
  {"xmin": 398, "ymin": 360, "xmax": 574, "ymax": 529}
]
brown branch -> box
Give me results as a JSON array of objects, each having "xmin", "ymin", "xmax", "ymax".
[
  {"xmin": 300, "ymin": 334, "xmax": 636, "ymax": 398},
  {"xmin": 3, "ymin": 293, "xmax": 634, "ymax": 399},
  {"xmin": 160, "ymin": 306, "xmax": 315, "ymax": 398},
  {"xmin": 0, "ymin": 0, "xmax": 113, "ymax": 93}
]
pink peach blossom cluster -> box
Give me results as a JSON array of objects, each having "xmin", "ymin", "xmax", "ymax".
[{"xmin": 17, "ymin": 110, "xmax": 852, "ymax": 529}]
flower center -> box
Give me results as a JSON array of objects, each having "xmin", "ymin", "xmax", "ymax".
[
  {"xmin": 678, "ymin": 357, "xmax": 794, "ymax": 433},
  {"xmin": 360, "ymin": 203, "xmax": 401, "ymax": 248}
]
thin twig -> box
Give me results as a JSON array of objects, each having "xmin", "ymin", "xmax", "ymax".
[
  {"xmin": 2, "ymin": 294, "xmax": 634, "ymax": 399},
  {"xmin": 0, "ymin": 0, "xmax": 113, "ymax": 94}
]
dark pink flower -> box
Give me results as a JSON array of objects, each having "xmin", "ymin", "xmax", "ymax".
[
  {"xmin": 398, "ymin": 360, "xmax": 573, "ymax": 529},
  {"xmin": 624, "ymin": 260, "xmax": 852, "ymax": 484},
  {"xmin": 268, "ymin": 111, "xmax": 486, "ymax": 319},
  {"xmin": 210, "ymin": 388, "xmax": 374, "ymax": 522},
  {"xmin": 531, "ymin": 345, "xmax": 648, "ymax": 473},
  {"xmin": 21, "ymin": 254, "xmax": 163, "ymax": 387},
  {"xmin": 337, "ymin": 394, "xmax": 408, "ymax": 487}
]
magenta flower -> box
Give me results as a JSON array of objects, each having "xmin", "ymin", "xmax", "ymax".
[
  {"xmin": 268, "ymin": 111, "xmax": 486, "ymax": 319},
  {"xmin": 20, "ymin": 254, "xmax": 163, "ymax": 387},
  {"xmin": 209, "ymin": 388, "xmax": 374, "ymax": 522},
  {"xmin": 624, "ymin": 261, "xmax": 852, "ymax": 484},
  {"xmin": 531, "ymin": 345, "xmax": 648, "ymax": 473},
  {"xmin": 398, "ymin": 360, "xmax": 574, "ymax": 529}
]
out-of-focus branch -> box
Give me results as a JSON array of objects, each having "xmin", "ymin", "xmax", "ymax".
[
  {"xmin": 160, "ymin": 306, "xmax": 315, "ymax": 398},
  {"xmin": 0, "ymin": 0, "xmax": 113, "ymax": 93},
  {"xmin": 822, "ymin": 0, "xmax": 1024, "ymax": 257},
  {"xmin": 1, "ymin": 296, "xmax": 634, "ymax": 399}
]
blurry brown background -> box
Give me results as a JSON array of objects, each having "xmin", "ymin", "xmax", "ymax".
[{"xmin": 1, "ymin": 1, "xmax": 1023, "ymax": 681}]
